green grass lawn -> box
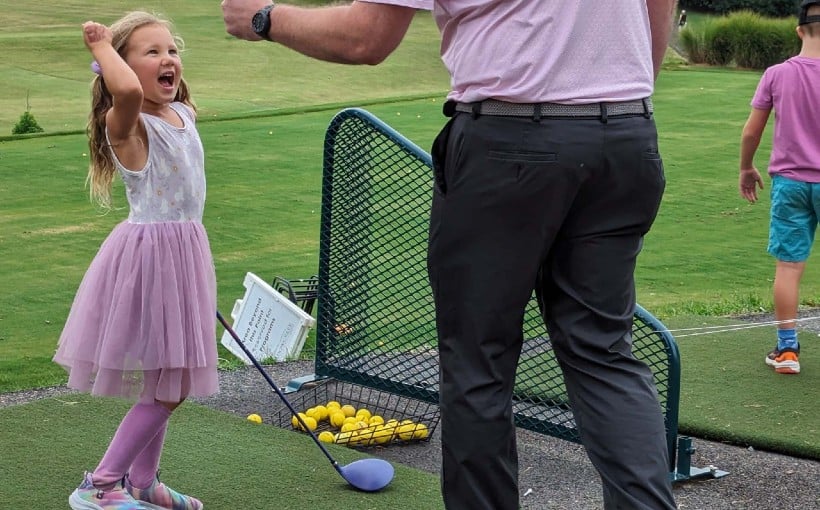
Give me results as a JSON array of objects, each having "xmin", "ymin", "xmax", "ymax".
[
  {"xmin": 642, "ymin": 67, "xmax": 784, "ymax": 313},
  {"xmin": 0, "ymin": 397, "xmax": 444, "ymax": 509},
  {"xmin": 0, "ymin": 0, "xmax": 449, "ymax": 135},
  {"xmin": 668, "ymin": 316, "xmax": 819, "ymax": 458}
]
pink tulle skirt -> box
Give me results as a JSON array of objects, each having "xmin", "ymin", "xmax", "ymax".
[{"xmin": 53, "ymin": 220, "xmax": 219, "ymax": 402}]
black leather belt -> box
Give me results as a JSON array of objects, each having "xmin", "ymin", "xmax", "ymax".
[{"xmin": 451, "ymin": 98, "xmax": 653, "ymax": 120}]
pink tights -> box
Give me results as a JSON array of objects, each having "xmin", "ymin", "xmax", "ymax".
[{"xmin": 92, "ymin": 401, "xmax": 171, "ymax": 489}]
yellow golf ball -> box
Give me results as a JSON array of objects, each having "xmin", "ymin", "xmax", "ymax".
[
  {"xmin": 299, "ymin": 416, "xmax": 318, "ymax": 432},
  {"xmin": 347, "ymin": 430, "xmax": 365, "ymax": 446},
  {"xmin": 397, "ymin": 421, "xmax": 416, "ymax": 441},
  {"xmin": 371, "ymin": 425, "xmax": 393, "ymax": 445},
  {"xmin": 330, "ymin": 411, "xmax": 346, "ymax": 428},
  {"xmin": 383, "ymin": 420, "xmax": 399, "ymax": 439},
  {"xmin": 313, "ymin": 404, "xmax": 329, "ymax": 422},
  {"xmin": 413, "ymin": 423, "xmax": 429, "ymax": 439},
  {"xmin": 247, "ymin": 413, "xmax": 263, "ymax": 424},
  {"xmin": 292, "ymin": 412, "xmax": 308, "ymax": 429}
]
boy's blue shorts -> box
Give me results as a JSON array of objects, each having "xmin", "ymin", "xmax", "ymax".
[{"xmin": 768, "ymin": 175, "xmax": 820, "ymax": 262}]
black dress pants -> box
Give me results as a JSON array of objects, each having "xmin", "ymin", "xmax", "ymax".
[{"xmin": 427, "ymin": 111, "xmax": 677, "ymax": 510}]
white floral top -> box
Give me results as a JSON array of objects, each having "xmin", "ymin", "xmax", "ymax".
[{"xmin": 107, "ymin": 102, "xmax": 206, "ymax": 223}]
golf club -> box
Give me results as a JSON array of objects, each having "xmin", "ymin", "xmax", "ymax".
[{"xmin": 216, "ymin": 310, "xmax": 395, "ymax": 492}]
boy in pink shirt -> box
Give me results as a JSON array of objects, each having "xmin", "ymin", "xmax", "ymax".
[{"xmin": 739, "ymin": 0, "xmax": 820, "ymax": 375}]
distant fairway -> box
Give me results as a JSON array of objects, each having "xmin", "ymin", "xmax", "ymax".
[{"xmin": 0, "ymin": 0, "xmax": 449, "ymax": 134}]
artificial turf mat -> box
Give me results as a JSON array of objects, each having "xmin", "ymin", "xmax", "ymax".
[
  {"xmin": 671, "ymin": 315, "xmax": 819, "ymax": 459},
  {"xmin": 0, "ymin": 396, "xmax": 443, "ymax": 509}
]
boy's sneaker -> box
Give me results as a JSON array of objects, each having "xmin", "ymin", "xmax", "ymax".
[
  {"xmin": 69, "ymin": 472, "xmax": 146, "ymax": 509},
  {"xmin": 125, "ymin": 474, "xmax": 203, "ymax": 510},
  {"xmin": 765, "ymin": 346, "xmax": 800, "ymax": 374}
]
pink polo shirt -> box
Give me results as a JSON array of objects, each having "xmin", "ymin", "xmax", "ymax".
[
  {"xmin": 751, "ymin": 56, "xmax": 820, "ymax": 182},
  {"xmin": 361, "ymin": 0, "xmax": 655, "ymax": 104}
]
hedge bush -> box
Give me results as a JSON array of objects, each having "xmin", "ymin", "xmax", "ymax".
[
  {"xmin": 681, "ymin": 0, "xmax": 801, "ymax": 17},
  {"xmin": 727, "ymin": 11, "xmax": 801, "ymax": 69},
  {"xmin": 679, "ymin": 11, "xmax": 801, "ymax": 69},
  {"xmin": 702, "ymin": 17, "xmax": 735, "ymax": 65},
  {"xmin": 12, "ymin": 111, "xmax": 44, "ymax": 135}
]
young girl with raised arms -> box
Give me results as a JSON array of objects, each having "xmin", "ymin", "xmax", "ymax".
[{"xmin": 53, "ymin": 11, "xmax": 218, "ymax": 510}]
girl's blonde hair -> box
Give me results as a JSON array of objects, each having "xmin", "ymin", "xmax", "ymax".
[{"xmin": 86, "ymin": 11, "xmax": 196, "ymax": 208}]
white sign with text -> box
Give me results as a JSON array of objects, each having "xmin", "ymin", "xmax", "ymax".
[{"xmin": 220, "ymin": 272, "xmax": 316, "ymax": 364}]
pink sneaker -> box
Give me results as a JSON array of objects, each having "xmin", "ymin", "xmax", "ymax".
[{"xmin": 125, "ymin": 475, "xmax": 202, "ymax": 510}]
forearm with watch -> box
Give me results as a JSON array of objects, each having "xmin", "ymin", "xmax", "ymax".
[{"xmin": 244, "ymin": 1, "xmax": 415, "ymax": 65}]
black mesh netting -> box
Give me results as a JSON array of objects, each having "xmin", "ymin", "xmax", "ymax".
[{"xmin": 310, "ymin": 108, "xmax": 680, "ymax": 461}]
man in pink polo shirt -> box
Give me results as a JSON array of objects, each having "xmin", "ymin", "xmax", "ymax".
[{"xmin": 223, "ymin": 2, "xmax": 678, "ymax": 509}]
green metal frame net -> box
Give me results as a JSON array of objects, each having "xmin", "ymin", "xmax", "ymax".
[{"xmin": 315, "ymin": 108, "xmax": 681, "ymax": 468}]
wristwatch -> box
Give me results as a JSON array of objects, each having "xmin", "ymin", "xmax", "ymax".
[{"xmin": 252, "ymin": 3, "xmax": 274, "ymax": 41}]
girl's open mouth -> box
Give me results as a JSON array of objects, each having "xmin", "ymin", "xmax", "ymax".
[{"xmin": 158, "ymin": 72, "xmax": 175, "ymax": 88}]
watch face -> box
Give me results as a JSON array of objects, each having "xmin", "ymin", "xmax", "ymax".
[{"xmin": 252, "ymin": 12, "xmax": 266, "ymax": 34}]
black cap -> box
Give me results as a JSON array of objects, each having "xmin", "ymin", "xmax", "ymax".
[{"xmin": 799, "ymin": 0, "xmax": 820, "ymax": 25}]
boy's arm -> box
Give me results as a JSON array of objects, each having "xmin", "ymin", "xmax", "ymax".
[{"xmin": 738, "ymin": 107, "xmax": 770, "ymax": 203}]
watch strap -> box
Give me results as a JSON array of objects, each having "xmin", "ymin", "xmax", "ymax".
[{"xmin": 253, "ymin": 4, "xmax": 274, "ymax": 41}]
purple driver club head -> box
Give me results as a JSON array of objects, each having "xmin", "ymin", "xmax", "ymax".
[
  {"xmin": 337, "ymin": 458, "xmax": 395, "ymax": 492},
  {"xmin": 216, "ymin": 310, "xmax": 396, "ymax": 492}
]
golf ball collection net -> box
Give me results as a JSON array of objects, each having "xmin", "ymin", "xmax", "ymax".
[{"xmin": 274, "ymin": 379, "xmax": 439, "ymax": 448}]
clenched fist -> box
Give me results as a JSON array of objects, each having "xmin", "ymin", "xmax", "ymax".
[
  {"xmin": 222, "ymin": 0, "xmax": 271, "ymax": 41},
  {"xmin": 82, "ymin": 21, "xmax": 113, "ymax": 50}
]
